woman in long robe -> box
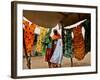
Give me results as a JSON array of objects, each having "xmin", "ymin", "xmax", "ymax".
[{"xmin": 50, "ymin": 29, "xmax": 63, "ymax": 68}]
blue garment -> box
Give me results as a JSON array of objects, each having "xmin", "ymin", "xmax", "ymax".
[
  {"xmin": 50, "ymin": 39, "xmax": 63, "ymax": 64},
  {"xmin": 47, "ymin": 43, "xmax": 52, "ymax": 48}
]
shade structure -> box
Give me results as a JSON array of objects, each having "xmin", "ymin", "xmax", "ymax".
[
  {"xmin": 23, "ymin": 10, "xmax": 90, "ymax": 28},
  {"xmin": 60, "ymin": 13, "xmax": 90, "ymax": 27},
  {"xmin": 23, "ymin": 10, "xmax": 64, "ymax": 28}
]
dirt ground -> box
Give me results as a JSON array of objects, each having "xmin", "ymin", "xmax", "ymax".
[{"xmin": 23, "ymin": 52, "xmax": 91, "ymax": 69}]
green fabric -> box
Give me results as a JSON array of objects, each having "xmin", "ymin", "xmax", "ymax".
[
  {"xmin": 42, "ymin": 29, "xmax": 52, "ymax": 56},
  {"xmin": 64, "ymin": 29, "xmax": 73, "ymax": 58}
]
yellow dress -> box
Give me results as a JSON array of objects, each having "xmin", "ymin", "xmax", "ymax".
[{"xmin": 35, "ymin": 27, "xmax": 48, "ymax": 53}]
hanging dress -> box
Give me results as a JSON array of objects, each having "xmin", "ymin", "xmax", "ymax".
[
  {"xmin": 23, "ymin": 22, "xmax": 36, "ymax": 56},
  {"xmin": 50, "ymin": 39, "xmax": 63, "ymax": 64},
  {"xmin": 35, "ymin": 27, "xmax": 48, "ymax": 54},
  {"xmin": 72, "ymin": 25, "xmax": 85, "ymax": 60},
  {"xmin": 64, "ymin": 29, "xmax": 73, "ymax": 58},
  {"xmin": 41, "ymin": 29, "xmax": 52, "ymax": 56}
]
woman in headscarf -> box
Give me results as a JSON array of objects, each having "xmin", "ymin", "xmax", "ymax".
[{"xmin": 50, "ymin": 29, "xmax": 63, "ymax": 68}]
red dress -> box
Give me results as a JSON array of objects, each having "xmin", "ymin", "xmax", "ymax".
[{"xmin": 72, "ymin": 25, "xmax": 85, "ymax": 60}]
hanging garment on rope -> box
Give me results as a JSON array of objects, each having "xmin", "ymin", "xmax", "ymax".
[
  {"xmin": 50, "ymin": 39, "xmax": 63, "ymax": 64},
  {"xmin": 23, "ymin": 22, "xmax": 36, "ymax": 55},
  {"xmin": 35, "ymin": 27, "xmax": 48, "ymax": 53},
  {"xmin": 64, "ymin": 29, "xmax": 73, "ymax": 58},
  {"xmin": 72, "ymin": 25, "xmax": 85, "ymax": 60},
  {"xmin": 42, "ymin": 29, "xmax": 52, "ymax": 56},
  {"xmin": 82, "ymin": 20, "xmax": 91, "ymax": 53}
]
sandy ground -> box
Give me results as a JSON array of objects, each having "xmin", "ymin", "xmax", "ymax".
[{"xmin": 23, "ymin": 52, "xmax": 91, "ymax": 69}]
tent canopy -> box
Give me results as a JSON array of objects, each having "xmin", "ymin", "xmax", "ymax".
[{"xmin": 23, "ymin": 10, "xmax": 90, "ymax": 28}]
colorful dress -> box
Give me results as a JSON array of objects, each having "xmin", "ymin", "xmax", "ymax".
[
  {"xmin": 35, "ymin": 27, "xmax": 48, "ymax": 53},
  {"xmin": 64, "ymin": 29, "xmax": 73, "ymax": 58},
  {"xmin": 41, "ymin": 29, "xmax": 53, "ymax": 61},
  {"xmin": 42, "ymin": 29, "xmax": 52, "ymax": 56},
  {"xmin": 72, "ymin": 25, "xmax": 85, "ymax": 60},
  {"xmin": 23, "ymin": 22, "xmax": 36, "ymax": 55}
]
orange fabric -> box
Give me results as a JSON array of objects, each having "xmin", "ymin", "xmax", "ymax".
[
  {"xmin": 23, "ymin": 21, "xmax": 36, "ymax": 55},
  {"xmin": 52, "ymin": 34, "xmax": 61, "ymax": 40},
  {"xmin": 73, "ymin": 25, "xmax": 85, "ymax": 60}
]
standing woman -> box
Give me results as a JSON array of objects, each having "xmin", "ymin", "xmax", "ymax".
[{"xmin": 50, "ymin": 29, "xmax": 63, "ymax": 68}]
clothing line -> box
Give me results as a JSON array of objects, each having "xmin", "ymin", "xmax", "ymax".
[
  {"xmin": 64, "ymin": 19, "xmax": 87, "ymax": 29},
  {"xmin": 23, "ymin": 16, "xmax": 90, "ymax": 69},
  {"xmin": 23, "ymin": 16, "xmax": 87, "ymax": 29},
  {"xmin": 64, "ymin": 27, "xmax": 85, "ymax": 39},
  {"xmin": 23, "ymin": 16, "xmax": 32, "ymax": 25}
]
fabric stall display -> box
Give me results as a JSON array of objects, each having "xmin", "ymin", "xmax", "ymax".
[
  {"xmin": 72, "ymin": 25, "xmax": 85, "ymax": 60},
  {"xmin": 64, "ymin": 29, "xmax": 73, "ymax": 58},
  {"xmin": 42, "ymin": 29, "xmax": 52, "ymax": 56},
  {"xmin": 50, "ymin": 39, "xmax": 63, "ymax": 64},
  {"xmin": 35, "ymin": 27, "xmax": 48, "ymax": 54},
  {"xmin": 82, "ymin": 20, "xmax": 91, "ymax": 53},
  {"xmin": 23, "ymin": 20, "xmax": 36, "ymax": 56}
]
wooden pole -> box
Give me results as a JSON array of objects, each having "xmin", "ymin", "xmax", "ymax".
[{"xmin": 71, "ymin": 58, "xmax": 73, "ymax": 67}]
